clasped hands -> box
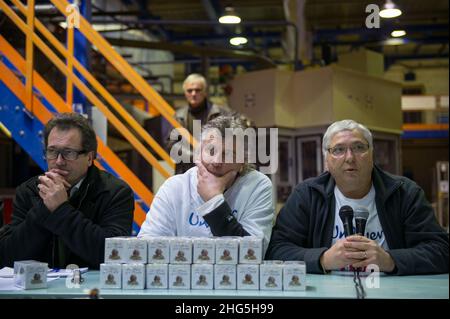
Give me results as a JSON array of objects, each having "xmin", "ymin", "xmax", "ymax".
[
  {"xmin": 320, "ymin": 235, "xmax": 395, "ymax": 272},
  {"xmin": 37, "ymin": 168, "xmax": 71, "ymax": 212}
]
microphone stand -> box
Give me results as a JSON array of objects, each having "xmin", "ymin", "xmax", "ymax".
[
  {"xmin": 353, "ymin": 208, "xmax": 369, "ymax": 299},
  {"xmin": 353, "ymin": 269, "xmax": 366, "ymax": 299}
]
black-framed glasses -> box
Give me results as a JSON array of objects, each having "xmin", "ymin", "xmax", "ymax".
[
  {"xmin": 327, "ymin": 142, "xmax": 370, "ymax": 158},
  {"xmin": 45, "ymin": 148, "xmax": 87, "ymax": 160}
]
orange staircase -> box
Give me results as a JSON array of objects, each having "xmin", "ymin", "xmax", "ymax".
[{"xmin": 0, "ymin": 0, "xmax": 194, "ymax": 231}]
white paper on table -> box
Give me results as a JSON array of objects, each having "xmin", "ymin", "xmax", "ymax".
[
  {"xmin": 0, "ymin": 277, "xmax": 59, "ymax": 291},
  {"xmin": 0, "ymin": 277, "xmax": 21, "ymax": 291},
  {"xmin": 0, "ymin": 267, "xmax": 14, "ymax": 278},
  {"xmin": 47, "ymin": 267, "xmax": 89, "ymax": 278},
  {"xmin": 1, "ymin": 266, "xmax": 88, "ymax": 278}
]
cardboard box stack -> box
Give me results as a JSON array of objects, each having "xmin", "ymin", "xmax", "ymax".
[{"xmin": 100, "ymin": 236, "xmax": 306, "ymax": 290}]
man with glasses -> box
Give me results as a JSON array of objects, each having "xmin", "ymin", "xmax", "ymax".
[
  {"xmin": 0, "ymin": 113, "xmax": 134, "ymax": 269},
  {"xmin": 266, "ymin": 119, "xmax": 448, "ymax": 275}
]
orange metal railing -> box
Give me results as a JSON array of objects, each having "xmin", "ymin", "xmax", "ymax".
[
  {"xmin": 50, "ymin": 0, "xmax": 196, "ymax": 147},
  {"xmin": 0, "ymin": 36, "xmax": 149, "ymax": 226},
  {"xmin": 3, "ymin": 0, "xmax": 175, "ymax": 178}
]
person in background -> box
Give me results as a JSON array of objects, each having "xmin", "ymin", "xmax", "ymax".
[
  {"xmin": 176, "ymin": 73, "xmax": 229, "ymax": 139},
  {"xmin": 266, "ymin": 119, "xmax": 449, "ymax": 275},
  {"xmin": 164, "ymin": 73, "xmax": 230, "ymax": 174},
  {"xmin": 0, "ymin": 113, "xmax": 134, "ymax": 269},
  {"xmin": 139, "ymin": 114, "xmax": 274, "ymax": 253}
]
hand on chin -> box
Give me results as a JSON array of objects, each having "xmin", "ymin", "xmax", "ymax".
[{"xmin": 204, "ymin": 166, "xmax": 226, "ymax": 177}]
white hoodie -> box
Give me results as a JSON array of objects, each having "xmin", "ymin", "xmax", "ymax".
[{"xmin": 138, "ymin": 167, "xmax": 274, "ymax": 252}]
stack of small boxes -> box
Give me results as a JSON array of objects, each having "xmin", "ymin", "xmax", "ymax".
[{"xmin": 100, "ymin": 236, "xmax": 306, "ymax": 291}]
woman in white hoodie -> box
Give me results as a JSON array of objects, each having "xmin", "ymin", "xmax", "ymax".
[{"xmin": 138, "ymin": 115, "xmax": 275, "ymax": 252}]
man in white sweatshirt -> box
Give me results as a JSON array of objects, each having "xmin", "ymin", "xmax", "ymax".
[{"xmin": 138, "ymin": 115, "xmax": 274, "ymax": 251}]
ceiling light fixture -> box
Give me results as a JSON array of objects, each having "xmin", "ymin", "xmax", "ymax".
[
  {"xmin": 379, "ymin": 0, "xmax": 402, "ymax": 18},
  {"xmin": 384, "ymin": 38, "xmax": 405, "ymax": 45},
  {"xmin": 391, "ymin": 30, "xmax": 406, "ymax": 37},
  {"xmin": 230, "ymin": 36, "xmax": 248, "ymax": 46},
  {"xmin": 219, "ymin": 6, "xmax": 241, "ymax": 24}
]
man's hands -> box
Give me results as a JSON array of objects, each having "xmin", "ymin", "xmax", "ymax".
[
  {"xmin": 320, "ymin": 235, "xmax": 396, "ymax": 272},
  {"xmin": 38, "ymin": 169, "xmax": 71, "ymax": 212},
  {"xmin": 196, "ymin": 161, "xmax": 238, "ymax": 202},
  {"xmin": 320, "ymin": 239, "xmax": 360, "ymax": 271},
  {"xmin": 344, "ymin": 235, "xmax": 396, "ymax": 272}
]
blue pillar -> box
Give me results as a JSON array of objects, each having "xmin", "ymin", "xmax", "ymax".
[{"xmin": 71, "ymin": 0, "xmax": 91, "ymax": 115}]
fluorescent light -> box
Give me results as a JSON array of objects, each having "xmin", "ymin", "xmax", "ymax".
[
  {"xmin": 219, "ymin": 6, "xmax": 241, "ymax": 24},
  {"xmin": 384, "ymin": 38, "xmax": 405, "ymax": 45},
  {"xmin": 230, "ymin": 36, "xmax": 248, "ymax": 46},
  {"xmin": 380, "ymin": 8, "xmax": 401, "ymax": 18},
  {"xmin": 391, "ymin": 30, "xmax": 406, "ymax": 37},
  {"xmin": 379, "ymin": 0, "xmax": 402, "ymax": 18},
  {"xmin": 219, "ymin": 15, "xmax": 241, "ymax": 24}
]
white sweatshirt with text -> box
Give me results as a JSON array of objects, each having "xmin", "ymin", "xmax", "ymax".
[{"xmin": 138, "ymin": 167, "xmax": 274, "ymax": 252}]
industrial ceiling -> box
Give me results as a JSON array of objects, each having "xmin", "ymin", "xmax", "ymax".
[{"xmin": 85, "ymin": 0, "xmax": 449, "ymax": 70}]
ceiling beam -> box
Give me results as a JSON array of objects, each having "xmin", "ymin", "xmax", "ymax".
[
  {"xmin": 307, "ymin": 12, "xmax": 448, "ymax": 27},
  {"xmin": 201, "ymin": 0, "xmax": 224, "ymax": 35},
  {"xmin": 169, "ymin": 31, "xmax": 283, "ymax": 43},
  {"xmin": 105, "ymin": 37, "xmax": 276, "ymax": 69},
  {"xmin": 385, "ymin": 53, "xmax": 449, "ymax": 68},
  {"xmin": 314, "ymin": 24, "xmax": 448, "ymax": 39},
  {"xmin": 132, "ymin": 0, "xmax": 169, "ymax": 40},
  {"xmin": 316, "ymin": 37, "xmax": 449, "ymax": 46}
]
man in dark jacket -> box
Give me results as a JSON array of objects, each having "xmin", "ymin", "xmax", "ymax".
[
  {"xmin": 0, "ymin": 113, "xmax": 134, "ymax": 269},
  {"xmin": 266, "ymin": 119, "xmax": 448, "ymax": 275}
]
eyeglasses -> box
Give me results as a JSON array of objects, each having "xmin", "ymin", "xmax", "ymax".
[
  {"xmin": 45, "ymin": 148, "xmax": 87, "ymax": 160},
  {"xmin": 327, "ymin": 142, "xmax": 370, "ymax": 158}
]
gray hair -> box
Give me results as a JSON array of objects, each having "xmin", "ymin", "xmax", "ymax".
[
  {"xmin": 322, "ymin": 119, "xmax": 373, "ymax": 157},
  {"xmin": 200, "ymin": 113, "xmax": 255, "ymax": 175},
  {"xmin": 182, "ymin": 73, "xmax": 207, "ymax": 92}
]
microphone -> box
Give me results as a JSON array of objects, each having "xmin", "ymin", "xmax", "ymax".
[
  {"xmin": 354, "ymin": 207, "xmax": 369, "ymax": 236},
  {"xmin": 339, "ymin": 205, "xmax": 354, "ymax": 237},
  {"xmin": 353, "ymin": 207, "xmax": 369, "ymax": 297}
]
